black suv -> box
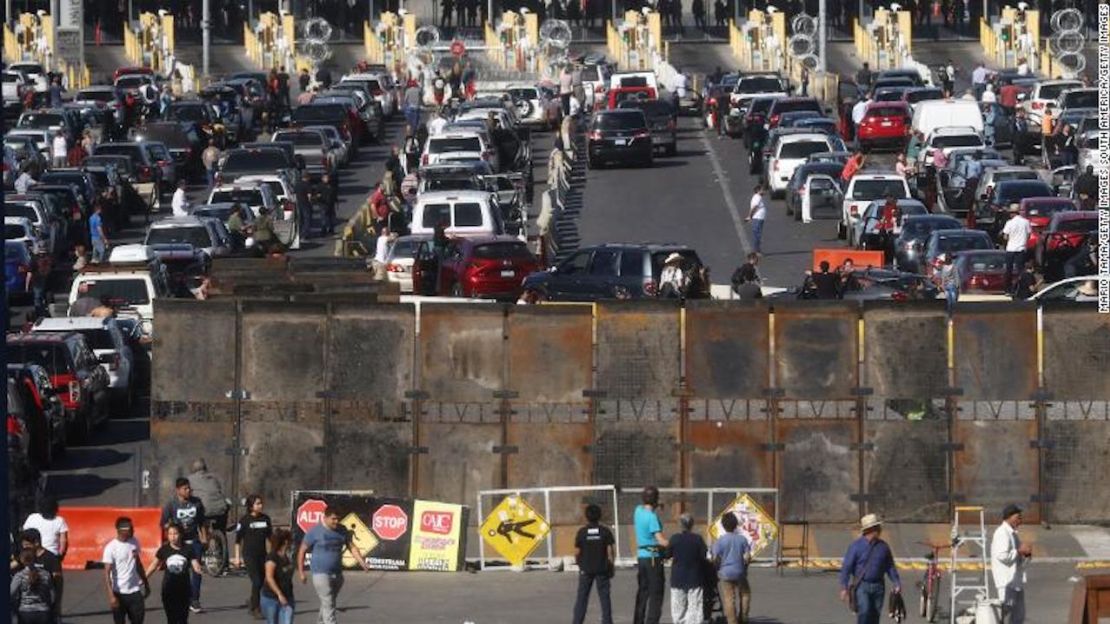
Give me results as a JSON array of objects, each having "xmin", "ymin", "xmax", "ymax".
[{"xmin": 522, "ymin": 244, "xmax": 706, "ymax": 301}]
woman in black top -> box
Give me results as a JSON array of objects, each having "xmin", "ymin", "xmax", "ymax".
[
  {"xmin": 145, "ymin": 522, "xmax": 202, "ymax": 624},
  {"xmin": 260, "ymin": 528, "xmax": 295, "ymax": 624},
  {"xmin": 233, "ymin": 494, "xmax": 273, "ymax": 619}
]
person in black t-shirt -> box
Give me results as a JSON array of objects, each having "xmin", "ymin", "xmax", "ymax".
[
  {"xmin": 145, "ymin": 523, "xmax": 203, "ymax": 624},
  {"xmin": 572, "ymin": 504, "xmax": 615, "ymax": 624},
  {"xmin": 233, "ymin": 494, "xmax": 273, "ymax": 619},
  {"xmin": 261, "ymin": 528, "xmax": 295, "ymax": 623},
  {"xmin": 668, "ymin": 513, "xmax": 708, "ymax": 624}
]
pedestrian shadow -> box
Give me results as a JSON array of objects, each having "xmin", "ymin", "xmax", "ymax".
[
  {"xmin": 45, "ymin": 474, "xmax": 128, "ymax": 500},
  {"xmin": 46, "ymin": 447, "xmax": 133, "ymax": 470}
]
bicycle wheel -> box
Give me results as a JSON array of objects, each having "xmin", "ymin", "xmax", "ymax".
[
  {"xmin": 919, "ymin": 587, "xmax": 928, "ymax": 617},
  {"xmin": 202, "ymin": 534, "xmax": 226, "ymax": 577},
  {"xmin": 926, "ymin": 578, "xmax": 939, "ymax": 622}
]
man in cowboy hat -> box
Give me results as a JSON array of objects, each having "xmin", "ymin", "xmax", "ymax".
[
  {"xmin": 992, "ymin": 504, "xmax": 1032, "ymax": 623},
  {"xmin": 1000, "ymin": 202, "xmax": 1032, "ymax": 294},
  {"xmin": 839, "ymin": 513, "xmax": 900, "ymax": 624},
  {"xmin": 659, "ymin": 253, "xmax": 689, "ymax": 299}
]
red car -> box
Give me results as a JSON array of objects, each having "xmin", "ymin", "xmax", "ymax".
[
  {"xmin": 954, "ymin": 250, "xmax": 1009, "ymax": 294},
  {"xmin": 608, "ymin": 87, "xmax": 656, "ymax": 110},
  {"xmin": 856, "ymin": 101, "xmax": 912, "ymax": 150},
  {"xmin": 1035, "ymin": 210, "xmax": 1097, "ymax": 279},
  {"xmin": 1019, "ymin": 197, "xmax": 1077, "ymax": 252},
  {"xmin": 412, "ymin": 236, "xmax": 540, "ymax": 300}
]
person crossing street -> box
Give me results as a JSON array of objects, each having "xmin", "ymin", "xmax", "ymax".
[{"xmin": 839, "ymin": 514, "xmax": 901, "ymax": 624}]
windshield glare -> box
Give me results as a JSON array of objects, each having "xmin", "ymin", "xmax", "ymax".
[
  {"xmin": 852, "ymin": 179, "xmax": 908, "ymax": 200},
  {"xmin": 146, "ymin": 226, "xmax": 211, "ymax": 248},
  {"xmin": 736, "ymin": 77, "xmax": 783, "ymax": 93}
]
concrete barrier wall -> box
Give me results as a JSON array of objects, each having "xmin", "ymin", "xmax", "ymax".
[{"xmin": 150, "ymin": 300, "xmax": 1110, "ymax": 525}]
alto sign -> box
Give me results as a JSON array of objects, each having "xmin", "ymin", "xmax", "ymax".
[
  {"xmin": 296, "ymin": 499, "xmax": 328, "ymax": 533},
  {"xmin": 372, "ymin": 504, "xmax": 409, "ymax": 540}
]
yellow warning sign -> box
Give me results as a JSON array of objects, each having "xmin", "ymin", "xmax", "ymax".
[
  {"xmin": 480, "ymin": 495, "xmax": 550, "ymax": 566},
  {"xmin": 708, "ymin": 493, "xmax": 778, "ymax": 557},
  {"xmin": 340, "ymin": 512, "xmax": 379, "ymax": 568}
]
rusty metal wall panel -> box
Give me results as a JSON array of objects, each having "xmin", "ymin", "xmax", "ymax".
[
  {"xmin": 153, "ymin": 300, "xmax": 237, "ymax": 402},
  {"xmin": 146, "ymin": 412, "xmax": 235, "ymax": 507},
  {"xmin": 862, "ymin": 413, "xmax": 949, "ymax": 522},
  {"xmin": 327, "ymin": 304, "xmax": 415, "ymax": 403},
  {"xmin": 772, "ymin": 302, "xmax": 859, "ymax": 401},
  {"xmin": 862, "ymin": 304, "xmax": 948, "ymax": 398},
  {"xmin": 507, "ymin": 306, "xmax": 592, "ymax": 403},
  {"xmin": 327, "ymin": 419, "xmax": 412, "ymax": 498},
  {"xmin": 688, "ymin": 420, "xmax": 773, "ymax": 490},
  {"xmin": 593, "ymin": 421, "xmax": 679, "ymax": 489},
  {"xmin": 685, "ymin": 301, "xmax": 770, "ymax": 399},
  {"xmin": 1044, "ymin": 420, "xmax": 1110, "ymax": 523},
  {"xmin": 688, "ymin": 399, "xmax": 769, "ymax": 421},
  {"xmin": 952, "ymin": 420, "xmax": 1039, "ymax": 524},
  {"xmin": 418, "ymin": 305, "xmax": 506, "ymax": 403},
  {"xmin": 595, "ymin": 301, "xmax": 680, "ymax": 400},
  {"xmin": 240, "ymin": 302, "xmax": 327, "ymax": 402},
  {"xmin": 417, "ymin": 422, "xmax": 501, "ymax": 521},
  {"xmin": 777, "ymin": 419, "xmax": 858, "ymax": 523},
  {"xmin": 239, "ymin": 402, "xmax": 326, "ymax": 521},
  {"xmin": 1043, "ymin": 309, "xmax": 1110, "ymax": 401},
  {"xmin": 595, "ymin": 399, "xmax": 680, "ymax": 422},
  {"xmin": 953, "ymin": 305, "xmax": 1037, "ymax": 401},
  {"xmin": 506, "ymin": 422, "xmax": 593, "ymax": 525}
]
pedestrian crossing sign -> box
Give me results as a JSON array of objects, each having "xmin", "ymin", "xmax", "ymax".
[
  {"xmin": 341, "ymin": 512, "xmax": 379, "ymax": 568},
  {"xmin": 708, "ymin": 493, "xmax": 778, "ymax": 557},
  {"xmin": 480, "ymin": 495, "xmax": 550, "ymax": 566}
]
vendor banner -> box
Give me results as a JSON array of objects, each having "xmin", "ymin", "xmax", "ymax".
[{"xmin": 291, "ymin": 491, "xmax": 468, "ymax": 571}]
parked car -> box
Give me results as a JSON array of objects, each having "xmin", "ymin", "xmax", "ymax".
[
  {"xmin": 954, "ymin": 249, "xmax": 1009, "ymax": 294},
  {"xmin": 521, "ymin": 243, "xmax": 707, "ymax": 301},
  {"xmin": 853, "ymin": 198, "xmax": 929, "ymax": 250},
  {"xmin": 784, "ymin": 162, "xmax": 844, "ymax": 219},
  {"xmin": 6, "ymin": 363, "xmax": 67, "ymax": 467},
  {"xmin": 1020, "ymin": 197, "xmax": 1078, "ymax": 252},
  {"xmin": 922, "ymin": 229, "xmax": 995, "ymax": 276},
  {"xmin": 978, "ymin": 179, "xmax": 1055, "ymax": 235},
  {"xmin": 410, "ymin": 191, "xmax": 504, "ymax": 238},
  {"xmin": 6, "ymin": 332, "xmax": 110, "ymax": 440},
  {"xmin": 506, "ymin": 85, "xmax": 561, "ymax": 130},
  {"xmin": 892, "ymin": 214, "xmax": 963, "ymax": 273},
  {"xmin": 587, "ymin": 109, "xmax": 653, "ymax": 168},
  {"xmin": 617, "ymin": 98, "xmax": 677, "ymax": 156},
  {"xmin": 766, "ymin": 97, "xmax": 823, "ymax": 129},
  {"xmin": 92, "ymin": 142, "xmax": 162, "ymax": 206},
  {"xmin": 767, "ymin": 133, "xmax": 841, "ymax": 195},
  {"xmin": 411, "ymin": 236, "xmax": 539, "ymax": 299},
  {"xmin": 144, "ymin": 216, "xmax": 231, "ymax": 258},
  {"xmin": 834, "ymin": 268, "xmax": 939, "ymax": 301},
  {"xmin": 32, "ymin": 317, "xmax": 137, "ymax": 409},
  {"xmin": 383, "ymin": 234, "xmax": 430, "ymax": 293},
  {"xmin": 1034, "ymin": 210, "xmax": 1097, "ymax": 280},
  {"xmin": 856, "ymin": 102, "xmax": 912, "ymax": 151},
  {"xmin": 1029, "ymin": 275, "xmax": 1106, "ymax": 303},
  {"xmin": 838, "ymin": 172, "xmax": 912, "ymax": 245}
]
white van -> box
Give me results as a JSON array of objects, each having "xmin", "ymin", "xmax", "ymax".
[
  {"xmin": 911, "ymin": 100, "xmax": 983, "ymax": 137},
  {"xmin": 410, "ymin": 191, "xmax": 504, "ymax": 238}
]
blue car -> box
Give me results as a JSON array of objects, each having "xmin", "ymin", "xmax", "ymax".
[{"xmin": 5, "ymin": 240, "xmax": 31, "ymax": 302}]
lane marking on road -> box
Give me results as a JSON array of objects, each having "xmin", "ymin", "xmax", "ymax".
[{"xmin": 700, "ymin": 131, "xmax": 754, "ymax": 256}]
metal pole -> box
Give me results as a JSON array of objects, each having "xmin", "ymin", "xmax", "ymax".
[
  {"xmin": 202, "ymin": 0, "xmax": 210, "ymax": 78},
  {"xmin": 817, "ymin": 0, "xmax": 825, "ymax": 72}
]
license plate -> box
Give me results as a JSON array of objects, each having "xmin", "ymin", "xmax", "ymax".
[
  {"xmin": 500, "ymin": 270, "xmax": 515, "ymax": 278},
  {"xmin": 881, "ymin": 121, "xmax": 892, "ymax": 127},
  {"xmin": 613, "ymin": 139, "xmax": 627, "ymax": 146}
]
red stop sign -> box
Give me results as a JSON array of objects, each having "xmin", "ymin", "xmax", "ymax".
[
  {"xmin": 296, "ymin": 499, "xmax": 327, "ymax": 533},
  {"xmin": 450, "ymin": 40, "xmax": 465, "ymax": 56},
  {"xmin": 372, "ymin": 504, "xmax": 409, "ymax": 540}
]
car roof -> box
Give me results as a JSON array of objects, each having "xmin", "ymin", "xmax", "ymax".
[
  {"xmin": 930, "ymin": 228, "xmax": 987, "ymax": 237},
  {"xmin": 778, "ymin": 133, "xmax": 831, "ymax": 143},
  {"xmin": 928, "ymin": 126, "xmax": 980, "ymax": 136},
  {"xmin": 416, "ymin": 190, "xmax": 491, "ymax": 201},
  {"xmin": 904, "ymin": 214, "xmax": 960, "ymax": 222},
  {"xmin": 33, "ymin": 317, "xmax": 114, "ymax": 331},
  {"xmin": 149, "ymin": 216, "xmax": 211, "ymax": 228},
  {"xmin": 865, "ymin": 100, "xmax": 909, "ymax": 109}
]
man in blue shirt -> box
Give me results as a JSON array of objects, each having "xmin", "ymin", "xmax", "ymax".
[
  {"xmin": 711, "ymin": 512, "xmax": 752, "ymax": 624},
  {"xmin": 89, "ymin": 203, "xmax": 108, "ymax": 263},
  {"xmin": 633, "ymin": 486, "xmax": 668, "ymax": 624},
  {"xmin": 839, "ymin": 513, "xmax": 901, "ymax": 624},
  {"xmin": 296, "ymin": 507, "xmax": 372, "ymax": 624}
]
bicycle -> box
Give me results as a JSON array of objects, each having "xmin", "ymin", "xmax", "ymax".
[{"xmin": 917, "ymin": 540, "xmax": 953, "ymax": 622}]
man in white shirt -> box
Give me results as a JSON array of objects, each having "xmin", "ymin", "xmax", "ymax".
[
  {"xmin": 171, "ymin": 179, "xmax": 190, "ymax": 217},
  {"xmin": 22, "ymin": 497, "xmax": 68, "ymax": 557},
  {"xmin": 52, "ymin": 131, "xmax": 68, "ymax": 168},
  {"xmin": 745, "ymin": 184, "xmax": 768, "ymax": 254},
  {"xmin": 991, "ymin": 504, "xmax": 1031, "ymax": 624},
  {"xmin": 371, "ymin": 228, "xmax": 395, "ymax": 280},
  {"xmin": 102, "ymin": 516, "xmax": 150, "ymax": 623},
  {"xmin": 981, "ymin": 83, "xmax": 997, "ymax": 104},
  {"xmin": 14, "ymin": 168, "xmax": 37, "ymax": 194},
  {"xmin": 971, "ymin": 62, "xmax": 990, "ymax": 99},
  {"xmin": 851, "ymin": 96, "xmax": 870, "ymax": 130},
  {"xmin": 427, "ymin": 110, "xmax": 448, "ymax": 136},
  {"xmin": 1001, "ymin": 204, "xmax": 1032, "ymax": 293}
]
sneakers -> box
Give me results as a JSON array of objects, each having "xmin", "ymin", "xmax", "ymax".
[{"xmin": 189, "ymin": 602, "xmax": 203, "ymax": 614}]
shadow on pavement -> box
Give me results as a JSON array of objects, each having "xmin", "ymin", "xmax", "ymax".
[{"xmin": 46, "ymin": 474, "xmax": 129, "ymax": 500}]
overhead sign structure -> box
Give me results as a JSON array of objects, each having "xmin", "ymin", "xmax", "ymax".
[
  {"xmin": 708, "ymin": 493, "xmax": 779, "ymax": 557},
  {"xmin": 479, "ymin": 494, "xmax": 550, "ymax": 566}
]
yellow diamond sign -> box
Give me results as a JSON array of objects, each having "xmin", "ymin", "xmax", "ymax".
[
  {"xmin": 480, "ymin": 495, "xmax": 550, "ymax": 566},
  {"xmin": 708, "ymin": 493, "xmax": 778, "ymax": 557},
  {"xmin": 340, "ymin": 512, "xmax": 379, "ymax": 568}
]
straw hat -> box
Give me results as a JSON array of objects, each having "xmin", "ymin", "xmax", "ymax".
[
  {"xmin": 860, "ymin": 513, "xmax": 883, "ymax": 533},
  {"xmin": 664, "ymin": 252, "xmax": 684, "ymax": 265},
  {"xmin": 1077, "ymin": 281, "xmax": 1099, "ymax": 297}
]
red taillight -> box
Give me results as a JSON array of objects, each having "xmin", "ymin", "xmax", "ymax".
[
  {"xmin": 849, "ymin": 204, "xmax": 859, "ymax": 216},
  {"xmin": 770, "ymin": 114, "xmax": 780, "ymax": 126},
  {"xmin": 707, "ymin": 97, "xmax": 716, "ymax": 106},
  {"xmin": 422, "ymin": 153, "xmax": 429, "ymax": 165},
  {"xmin": 588, "ymin": 130, "xmax": 602, "ymax": 140},
  {"xmin": 595, "ymin": 85, "xmax": 604, "ymax": 93},
  {"xmin": 891, "ymin": 291, "xmax": 908, "ymax": 302},
  {"xmin": 387, "ymin": 262, "xmax": 404, "ymax": 273},
  {"xmin": 633, "ymin": 130, "xmax": 650, "ymax": 140},
  {"xmin": 138, "ymin": 165, "xmax": 153, "ymax": 181},
  {"xmin": 1032, "ymin": 101, "xmax": 1043, "ymax": 110},
  {"xmin": 643, "ymin": 280, "xmax": 657, "ymax": 296}
]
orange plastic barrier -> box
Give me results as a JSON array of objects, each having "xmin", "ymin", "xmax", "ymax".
[
  {"xmin": 812, "ymin": 249, "xmax": 884, "ymax": 272},
  {"xmin": 58, "ymin": 507, "xmax": 161, "ymax": 570}
]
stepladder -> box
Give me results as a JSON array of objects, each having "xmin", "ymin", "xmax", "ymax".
[{"xmin": 950, "ymin": 506, "xmax": 991, "ymax": 622}]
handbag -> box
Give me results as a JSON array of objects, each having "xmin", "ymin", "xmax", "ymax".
[
  {"xmin": 888, "ymin": 589, "xmax": 907, "ymax": 622},
  {"xmin": 847, "ymin": 541, "xmax": 878, "ymax": 614}
]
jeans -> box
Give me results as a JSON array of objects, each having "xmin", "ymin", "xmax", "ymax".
[
  {"xmin": 404, "ymin": 105, "xmax": 421, "ymax": 132},
  {"xmin": 312, "ymin": 572, "xmax": 344, "ymax": 624},
  {"xmin": 945, "ymin": 285, "xmax": 959, "ymax": 314},
  {"xmin": 1004, "ymin": 250, "xmax": 1025, "ymax": 292},
  {"xmin": 572, "ymin": 571, "xmax": 613, "ymax": 624},
  {"xmin": 260, "ymin": 595, "xmax": 295, "ymax": 624},
  {"xmin": 92, "ymin": 238, "xmax": 107, "ymax": 263},
  {"xmin": 854, "ymin": 581, "xmax": 885, "ymax": 624},
  {"xmin": 633, "ymin": 558, "xmax": 665, "ymax": 624},
  {"xmin": 206, "ymin": 167, "xmax": 216, "ymax": 189},
  {"xmin": 32, "ymin": 283, "xmax": 46, "ymax": 316},
  {"xmin": 750, "ymin": 218, "xmax": 764, "ymax": 253},
  {"xmin": 561, "ymin": 93, "xmax": 572, "ymax": 116},
  {"xmin": 719, "ymin": 577, "xmax": 751, "ymax": 624},
  {"xmin": 299, "ymin": 203, "xmax": 314, "ymax": 239},
  {"xmin": 111, "ymin": 591, "xmax": 146, "ymax": 624},
  {"xmin": 669, "ymin": 587, "xmax": 704, "ymax": 624},
  {"xmin": 187, "ymin": 540, "xmax": 203, "ymax": 604},
  {"xmin": 1002, "ymin": 586, "xmax": 1025, "ymax": 624}
]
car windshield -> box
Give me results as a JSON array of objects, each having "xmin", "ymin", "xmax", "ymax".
[
  {"xmin": 774, "ymin": 100, "xmax": 820, "ymax": 114},
  {"xmin": 275, "ymin": 133, "xmax": 325, "ymax": 146},
  {"xmin": 596, "ymin": 113, "xmax": 645, "ymax": 130},
  {"xmin": 146, "ymin": 226, "xmax": 211, "ymax": 248},
  {"xmin": 1024, "ymin": 201, "xmax": 1073, "ymax": 217},
  {"xmin": 962, "ymin": 253, "xmax": 1007, "ymax": 271},
  {"xmin": 736, "ymin": 77, "xmax": 783, "ymax": 93},
  {"xmin": 116, "ymin": 76, "xmax": 149, "ymax": 88},
  {"xmin": 508, "ymin": 88, "xmax": 538, "ymax": 100},
  {"xmin": 78, "ymin": 278, "xmax": 151, "ymax": 305},
  {"xmin": 998, "ymin": 182, "xmax": 1053, "ymax": 202},
  {"xmin": 1036, "ymin": 83, "xmax": 1079, "ymax": 99},
  {"xmin": 622, "ymin": 100, "xmax": 673, "ymax": 117},
  {"xmin": 932, "ymin": 135, "xmax": 982, "ymax": 148},
  {"xmin": 19, "ymin": 113, "xmax": 64, "ymax": 128},
  {"xmin": 936, "ymin": 234, "xmax": 991, "ymax": 252},
  {"xmin": 852, "ymin": 179, "xmax": 908, "ymax": 200},
  {"xmin": 472, "ymin": 242, "xmax": 531, "ymax": 259},
  {"xmin": 390, "ymin": 238, "xmax": 420, "ymax": 259},
  {"xmin": 8, "ymin": 344, "xmax": 68, "ymax": 375},
  {"xmin": 421, "ymin": 203, "xmax": 451, "ymax": 228},
  {"xmin": 905, "ymin": 89, "xmax": 943, "ymax": 103},
  {"xmin": 5, "ymin": 241, "xmax": 29, "ymax": 262},
  {"xmin": 222, "ymin": 150, "xmax": 289, "ymax": 172},
  {"xmin": 210, "ymin": 189, "xmax": 264, "ymax": 205},
  {"xmin": 425, "ymin": 177, "xmax": 477, "ymax": 191},
  {"xmin": 5, "ymin": 223, "xmax": 28, "ymax": 239},
  {"xmin": 993, "ymin": 170, "xmax": 1039, "ymax": 183},
  {"xmin": 1056, "ymin": 218, "xmax": 1096, "ymax": 233},
  {"xmin": 79, "ymin": 329, "xmax": 115, "ymax": 350},
  {"xmin": 94, "ymin": 144, "xmax": 143, "ymax": 161},
  {"xmin": 5, "ymin": 204, "xmax": 38, "ymax": 221},
  {"xmin": 867, "ymin": 106, "xmax": 907, "ymax": 118},
  {"xmin": 77, "ymin": 89, "xmax": 115, "ymax": 102},
  {"xmin": 194, "ymin": 206, "xmax": 236, "ymax": 221},
  {"xmin": 1062, "ymin": 90, "xmax": 1096, "ymax": 108},
  {"xmin": 779, "ymin": 140, "xmax": 829, "ymax": 159},
  {"xmin": 292, "ymin": 105, "xmax": 347, "ymax": 122},
  {"xmin": 85, "ymin": 157, "xmax": 132, "ymax": 173},
  {"xmin": 429, "ymin": 137, "xmax": 481, "ymax": 153},
  {"xmin": 903, "ymin": 218, "xmax": 959, "ymax": 238},
  {"xmin": 166, "ymin": 105, "xmax": 207, "ymax": 122}
]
